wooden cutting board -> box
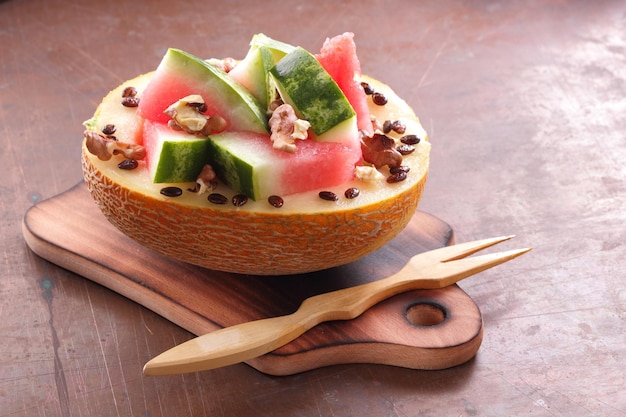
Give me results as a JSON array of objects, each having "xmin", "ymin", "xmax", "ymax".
[{"xmin": 22, "ymin": 182, "xmax": 483, "ymax": 376}]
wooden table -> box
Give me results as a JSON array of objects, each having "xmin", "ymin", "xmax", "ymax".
[{"xmin": 2, "ymin": 1, "xmax": 624, "ymax": 415}]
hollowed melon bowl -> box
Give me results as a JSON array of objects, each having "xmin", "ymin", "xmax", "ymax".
[{"xmin": 82, "ymin": 75, "xmax": 430, "ymax": 275}]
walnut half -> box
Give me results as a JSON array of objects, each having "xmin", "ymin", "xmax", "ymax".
[
  {"xmin": 165, "ymin": 95, "xmax": 227, "ymax": 136},
  {"xmin": 268, "ymin": 103, "xmax": 311, "ymax": 153},
  {"xmin": 360, "ymin": 132, "xmax": 403, "ymax": 169},
  {"xmin": 84, "ymin": 130, "xmax": 145, "ymax": 161}
]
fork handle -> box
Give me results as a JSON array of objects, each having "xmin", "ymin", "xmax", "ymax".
[
  {"xmin": 143, "ymin": 313, "xmax": 311, "ymax": 376},
  {"xmin": 143, "ymin": 272, "xmax": 435, "ymax": 376}
]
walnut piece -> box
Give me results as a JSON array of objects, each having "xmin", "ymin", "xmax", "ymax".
[
  {"xmin": 84, "ymin": 130, "xmax": 145, "ymax": 161},
  {"xmin": 360, "ymin": 132, "xmax": 403, "ymax": 169},
  {"xmin": 268, "ymin": 104, "xmax": 311, "ymax": 153},
  {"xmin": 188, "ymin": 164, "xmax": 218, "ymax": 194},
  {"xmin": 165, "ymin": 95, "xmax": 227, "ymax": 136},
  {"xmin": 355, "ymin": 165, "xmax": 386, "ymax": 182}
]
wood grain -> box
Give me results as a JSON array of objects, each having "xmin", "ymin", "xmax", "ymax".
[
  {"xmin": 4, "ymin": 1, "xmax": 625, "ymax": 415},
  {"xmin": 22, "ymin": 182, "xmax": 483, "ymax": 375}
]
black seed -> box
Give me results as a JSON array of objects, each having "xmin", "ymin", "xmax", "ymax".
[
  {"xmin": 319, "ymin": 191, "xmax": 338, "ymax": 201},
  {"xmin": 268, "ymin": 195, "xmax": 284, "ymax": 208},
  {"xmin": 160, "ymin": 186, "xmax": 183, "ymax": 197},
  {"xmin": 372, "ymin": 92, "xmax": 388, "ymax": 106},
  {"xmin": 101, "ymin": 124, "xmax": 116, "ymax": 135},
  {"xmin": 387, "ymin": 171, "xmax": 408, "ymax": 183},
  {"xmin": 390, "ymin": 165, "xmax": 410, "ymax": 174},
  {"xmin": 344, "ymin": 187, "xmax": 360, "ymax": 199},
  {"xmin": 391, "ymin": 120, "xmax": 406, "ymax": 134},
  {"xmin": 208, "ymin": 193, "xmax": 228, "ymax": 204},
  {"xmin": 122, "ymin": 96, "xmax": 140, "ymax": 107},
  {"xmin": 232, "ymin": 194, "xmax": 248, "ymax": 207},
  {"xmin": 396, "ymin": 144, "xmax": 415, "ymax": 155},
  {"xmin": 361, "ymin": 81, "xmax": 374, "ymax": 95},
  {"xmin": 122, "ymin": 86, "xmax": 137, "ymax": 98},
  {"xmin": 382, "ymin": 120, "xmax": 393, "ymax": 133},
  {"xmin": 117, "ymin": 159, "xmax": 138, "ymax": 170},
  {"xmin": 400, "ymin": 134, "xmax": 421, "ymax": 145}
]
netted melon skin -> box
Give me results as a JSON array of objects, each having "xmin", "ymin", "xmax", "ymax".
[{"xmin": 82, "ymin": 146, "xmax": 427, "ymax": 275}]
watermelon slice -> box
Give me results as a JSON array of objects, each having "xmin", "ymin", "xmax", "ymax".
[
  {"xmin": 143, "ymin": 120, "xmax": 211, "ymax": 183},
  {"xmin": 228, "ymin": 34, "xmax": 296, "ymax": 108},
  {"xmin": 137, "ymin": 48, "xmax": 268, "ymax": 134},
  {"xmin": 206, "ymin": 131, "xmax": 361, "ymax": 200},
  {"xmin": 316, "ymin": 32, "xmax": 373, "ymax": 135}
]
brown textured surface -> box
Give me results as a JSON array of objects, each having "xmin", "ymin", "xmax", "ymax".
[
  {"xmin": 23, "ymin": 183, "xmax": 478, "ymax": 375},
  {"xmin": 2, "ymin": 1, "xmax": 625, "ymax": 416}
]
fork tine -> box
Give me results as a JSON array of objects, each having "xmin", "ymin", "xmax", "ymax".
[
  {"xmin": 418, "ymin": 235, "xmax": 516, "ymax": 264},
  {"xmin": 431, "ymin": 247, "xmax": 532, "ymax": 287}
]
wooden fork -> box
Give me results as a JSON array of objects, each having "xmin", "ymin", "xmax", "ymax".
[{"xmin": 143, "ymin": 235, "xmax": 531, "ymax": 376}]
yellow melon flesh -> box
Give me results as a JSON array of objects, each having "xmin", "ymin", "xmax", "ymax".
[{"xmin": 82, "ymin": 74, "xmax": 430, "ymax": 275}]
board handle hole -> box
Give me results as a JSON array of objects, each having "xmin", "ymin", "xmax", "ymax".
[{"xmin": 405, "ymin": 302, "xmax": 446, "ymax": 326}]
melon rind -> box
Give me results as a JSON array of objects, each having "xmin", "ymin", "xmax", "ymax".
[{"xmin": 82, "ymin": 74, "xmax": 430, "ymax": 275}]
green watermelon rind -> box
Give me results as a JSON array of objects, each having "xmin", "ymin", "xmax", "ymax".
[
  {"xmin": 269, "ymin": 47, "xmax": 356, "ymax": 137},
  {"xmin": 205, "ymin": 132, "xmax": 267, "ymax": 200},
  {"xmin": 160, "ymin": 48, "xmax": 269, "ymax": 134},
  {"xmin": 150, "ymin": 133, "xmax": 211, "ymax": 183}
]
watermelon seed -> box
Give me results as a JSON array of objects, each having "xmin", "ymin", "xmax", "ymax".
[
  {"xmin": 344, "ymin": 187, "xmax": 360, "ymax": 199},
  {"xmin": 122, "ymin": 96, "xmax": 140, "ymax": 107},
  {"xmin": 400, "ymin": 134, "xmax": 421, "ymax": 145},
  {"xmin": 160, "ymin": 186, "xmax": 183, "ymax": 197},
  {"xmin": 232, "ymin": 194, "xmax": 248, "ymax": 207},
  {"xmin": 121, "ymin": 86, "xmax": 139, "ymax": 107},
  {"xmin": 361, "ymin": 81, "xmax": 374, "ymax": 95},
  {"xmin": 101, "ymin": 124, "xmax": 116, "ymax": 135},
  {"xmin": 372, "ymin": 92, "xmax": 388, "ymax": 106},
  {"xmin": 122, "ymin": 86, "xmax": 138, "ymax": 98},
  {"xmin": 117, "ymin": 159, "xmax": 138, "ymax": 170},
  {"xmin": 319, "ymin": 191, "xmax": 338, "ymax": 202},
  {"xmin": 390, "ymin": 165, "xmax": 410, "ymax": 174},
  {"xmin": 268, "ymin": 195, "xmax": 284, "ymax": 208},
  {"xmin": 383, "ymin": 120, "xmax": 406, "ymax": 135},
  {"xmin": 208, "ymin": 193, "xmax": 228, "ymax": 204},
  {"xmin": 396, "ymin": 144, "xmax": 416, "ymax": 155},
  {"xmin": 387, "ymin": 171, "xmax": 408, "ymax": 183}
]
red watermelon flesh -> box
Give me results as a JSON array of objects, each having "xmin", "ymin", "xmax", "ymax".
[
  {"xmin": 316, "ymin": 32, "xmax": 373, "ymax": 135},
  {"xmin": 206, "ymin": 131, "xmax": 362, "ymax": 199},
  {"xmin": 138, "ymin": 72, "xmax": 211, "ymax": 125},
  {"xmin": 137, "ymin": 48, "xmax": 268, "ymax": 135}
]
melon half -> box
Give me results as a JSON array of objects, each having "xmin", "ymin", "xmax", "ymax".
[{"xmin": 82, "ymin": 74, "xmax": 430, "ymax": 275}]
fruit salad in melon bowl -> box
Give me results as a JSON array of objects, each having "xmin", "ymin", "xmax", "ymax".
[{"xmin": 81, "ymin": 33, "xmax": 430, "ymax": 275}]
